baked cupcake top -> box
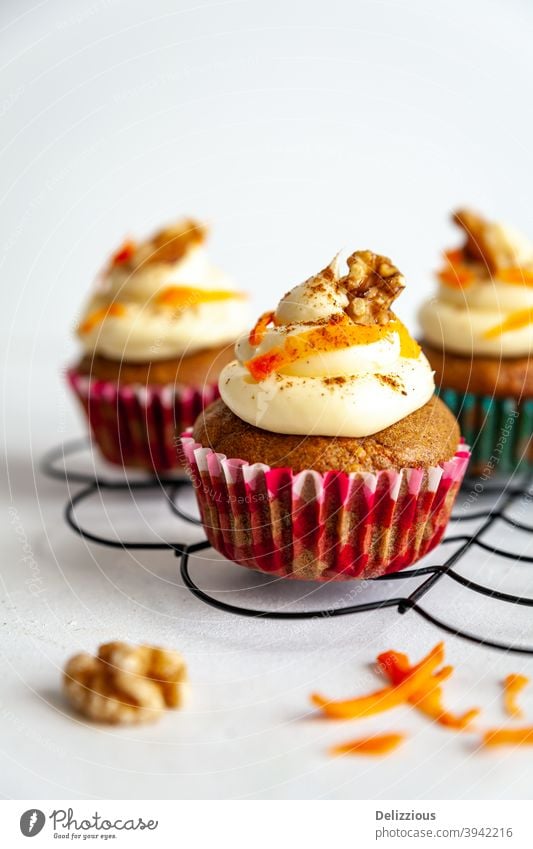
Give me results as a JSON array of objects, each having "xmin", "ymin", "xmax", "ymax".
[
  {"xmin": 76, "ymin": 219, "xmax": 249, "ymax": 362},
  {"xmin": 420, "ymin": 209, "xmax": 533, "ymax": 357},
  {"xmin": 219, "ymin": 251, "xmax": 435, "ymax": 437}
]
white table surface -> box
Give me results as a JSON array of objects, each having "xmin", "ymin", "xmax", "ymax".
[
  {"xmin": 2, "ymin": 339, "xmax": 533, "ymax": 801},
  {"xmin": 3, "ymin": 0, "xmax": 533, "ymax": 801}
]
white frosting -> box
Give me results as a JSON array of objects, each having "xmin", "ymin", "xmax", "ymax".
[
  {"xmin": 420, "ymin": 280, "xmax": 533, "ymax": 357},
  {"xmin": 420, "ymin": 217, "xmax": 533, "ymax": 357},
  {"xmin": 78, "ymin": 244, "xmax": 249, "ymax": 361},
  {"xmin": 220, "ymin": 256, "xmax": 435, "ymax": 437}
]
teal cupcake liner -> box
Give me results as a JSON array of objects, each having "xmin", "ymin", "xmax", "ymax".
[{"xmin": 438, "ymin": 388, "xmax": 533, "ymax": 476}]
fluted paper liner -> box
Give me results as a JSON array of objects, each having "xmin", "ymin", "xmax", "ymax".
[
  {"xmin": 439, "ymin": 387, "xmax": 533, "ymax": 476},
  {"xmin": 67, "ymin": 367, "xmax": 220, "ymax": 472},
  {"xmin": 181, "ymin": 432, "xmax": 470, "ymax": 581}
]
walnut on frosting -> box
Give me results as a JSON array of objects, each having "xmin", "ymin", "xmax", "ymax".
[
  {"xmin": 129, "ymin": 218, "xmax": 206, "ymax": 268},
  {"xmin": 453, "ymin": 209, "xmax": 525, "ymax": 272},
  {"xmin": 340, "ymin": 250, "xmax": 405, "ymax": 325}
]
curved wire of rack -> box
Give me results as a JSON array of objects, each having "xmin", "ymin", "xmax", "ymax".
[{"xmin": 42, "ymin": 439, "xmax": 533, "ymax": 655}]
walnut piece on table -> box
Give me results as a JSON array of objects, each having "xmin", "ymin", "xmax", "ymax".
[
  {"xmin": 341, "ymin": 250, "xmax": 405, "ymax": 325},
  {"xmin": 63, "ymin": 641, "xmax": 188, "ymax": 724}
]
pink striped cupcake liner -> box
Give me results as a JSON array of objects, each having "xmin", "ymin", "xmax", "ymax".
[
  {"xmin": 181, "ymin": 432, "xmax": 470, "ymax": 580},
  {"xmin": 67, "ymin": 368, "xmax": 219, "ymax": 472}
]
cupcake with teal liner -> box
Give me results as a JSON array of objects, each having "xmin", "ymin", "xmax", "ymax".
[
  {"xmin": 182, "ymin": 250, "xmax": 469, "ymax": 581},
  {"xmin": 420, "ymin": 209, "xmax": 533, "ymax": 476}
]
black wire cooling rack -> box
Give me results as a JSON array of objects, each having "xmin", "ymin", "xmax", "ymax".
[{"xmin": 41, "ymin": 438, "xmax": 533, "ymax": 655}]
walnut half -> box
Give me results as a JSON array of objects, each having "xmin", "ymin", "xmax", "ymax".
[
  {"xmin": 453, "ymin": 208, "xmax": 517, "ymax": 272},
  {"xmin": 63, "ymin": 642, "xmax": 188, "ymax": 724},
  {"xmin": 341, "ymin": 250, "xmax": 405, "ymax": 325},
  {"xmin": 132, "ymin": 218, "xmax": 207, "ymax": 267}
]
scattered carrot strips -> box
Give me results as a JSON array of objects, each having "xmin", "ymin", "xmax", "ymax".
[
  {"xmin": 496, "ymin": 267, "xmax": 533, "ymax": 286},
  {"xmin": 156, "ymin": 286, "xmax": 243, "ymax": 308},
  {"xmin": 246, "ymin": 317, "xmax": 420, "ymax": 381},
  {"xmin": 330, "ymin": 733, "xmax": 405, "ymax": 757},
  {"xmin": 78, "ymin": 303, "xmax": 127, "ymax": 334},
  {"xmin": 483, "ymin": 308, "xmax": 533, "ymax": 339},
  {"xmin": 482, "ymin": 727, "xmax": 533, "ymax": 748},
  {"xmin": 111, "ymin": 239, "xmax": 136, "ymax": 266},
  {"xmin": 503, "ymin": 674, "xmax": 529, "ymax": 719},
  {"xmin": 311, "ymin": 643, "xmax": 444, "ymax": 720},
  {"xmin": 249, "ymin": 311, "xmax": 276, "ymax": 346},
  {"xmin": 377, "ymin": 649, "xmax": 480, "ymax": 731}
]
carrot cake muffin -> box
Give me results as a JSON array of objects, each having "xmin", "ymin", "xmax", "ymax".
[
  {"xmin": 420, "ymin": 209, "xmax": 533, "ymax": 475},
  {"xmin": 182, "ymin": 250, "xmax": 469, "ymax": 580},
  {"xmin": 68, "ymin": 218, "xmax": 249, "ymax": 471}
]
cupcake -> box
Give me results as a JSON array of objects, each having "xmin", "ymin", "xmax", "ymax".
[
  {"xmin": 181, "ymin": 251, "xmax": 469, "ymax": 581},
  {"xmin": 68, "ymin": 218, "xmax": 249, "ymax": 472},
  {"xmin": 420, "ymin": 209, "xmax": 533, "ymax": 476}
]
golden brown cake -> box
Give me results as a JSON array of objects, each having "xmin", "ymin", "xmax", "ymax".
[
  {"xmin": 193, "ymin": 395, "xmax": 459, "ymax": 473},
  {"xmin": 77, "ymin": 342, "xmax": 236, "ymax": 388}
]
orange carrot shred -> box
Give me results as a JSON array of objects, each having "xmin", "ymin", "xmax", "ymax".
[
  {"xmin": 437, "ymin": 265, "xmax": 475, "ymax": 288},
  {"xmin": 483, "ymin": 308, "xmax": 533, "ymax": 339},
  {"xmin": 311, "ymin": 643, "xmax": 444, "ymax": 720},
  {"xmin": 249, "ymin": 311, "xmax": 276, "ymax": 346},
  {"xmin": 443, "ymin": 248, "xmax": 465, "ymax": 266},
  {"xmin": 436, "ymin": 247, "xmax": 476, "ymax": 288},
  {"xmin": 330, "ymin": 733, "xmax": 405, "ymax": 757},
  {"xmin": 496, "ymin": 267, "xmax": 533, "ymax": 286},
  {"xmin": 246, "ymin": 317, "xmax": 420, "ymax": 381},
  {"xmin": 503, "ymin": 674, "xmax": 529, "ymax": 719},
  {"xmin": 377, "ymin": 649, "xmax": 479, "ymax": 731},
  {"xmin": 111, "ymin": 239, "xmax": 136, "ymax": 266},
  {"xmin": 482, "ymin": 727, "xmax": 533, "ymax": 748},
  {"xmin": 78, "ymin": 303, "xmax": 127, "ymax": 335},
  {"xmin": 155, "ymin": 286, "xmax": 243, "ymax": 308}
]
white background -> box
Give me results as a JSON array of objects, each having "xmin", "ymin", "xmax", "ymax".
[{"xmin": 2, "ymin": 0, "xmax": 533, "ymax": 801}]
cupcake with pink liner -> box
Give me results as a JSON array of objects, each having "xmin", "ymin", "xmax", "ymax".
[
  {"xmin": 181, "ymin": 250, "xmax": 470, "ymax": 581},
  {"xmin": 68, "ymin": 218, "xmax": 249, "ymax": 472}
]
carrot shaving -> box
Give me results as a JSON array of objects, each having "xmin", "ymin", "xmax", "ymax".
[
  {"xmin": 437, "ymin": 265, "xmax": 475, "ymax": 289},
  {"xmin": 443, "ymin": 248, "xmax": 465, "ymax": 266},
  {"xmin": 496, "ymin": 267, "xmax": 533, "ymax": 286},
  {"xmin": 78, "ymin": 303, "xmax": 127, "ymax": 334},
  {"xmin": 311, "ymin": 643, "xmax": 444, "ymax": 720},
  {"xmin": 377, "ymin": 649, "xmax": 480, "ymax": 730},
  {"xmin": 437, "ymin": 249, "xmax": 475, "ymax": 289},
  {"xmin": 503, "ymin": 674, "xmax": 529, "ymax": 719},
  {"xmin": 155, "ymin": 286, "xmax": 244, "ymax": 308},
  {"xmin": 482, "ymin": 727, "xmax": 533, "ymax": 748},
  {"xmin": 483, "ymin": 308, "xmax": 533, "ymax": 339},
  {"xmin": 111, "ymin": 240, "xmax": 136, "ymax": 266},
  {"xmin": 246, "ymin": 317, "xmax": 420, "ymax": 381},
  {"xmin": 330, "ymin": 732, "xmax": 405, "ymax": 757},
  {"xmin": 249, "ymin": 311, "xmax": 276, "ymax": 346}
]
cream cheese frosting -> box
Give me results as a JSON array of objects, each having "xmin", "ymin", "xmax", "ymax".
[
  {"xmin": 77, "ymin": 220, "xmax": 249, "ymax": 362},
  {"xmin": 420, "ymin": 210, "xmax": 533, "ymax": 357},
  {"xmin": 219, "ymin": 252, "xmax": 435, "ymax": 437}
]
